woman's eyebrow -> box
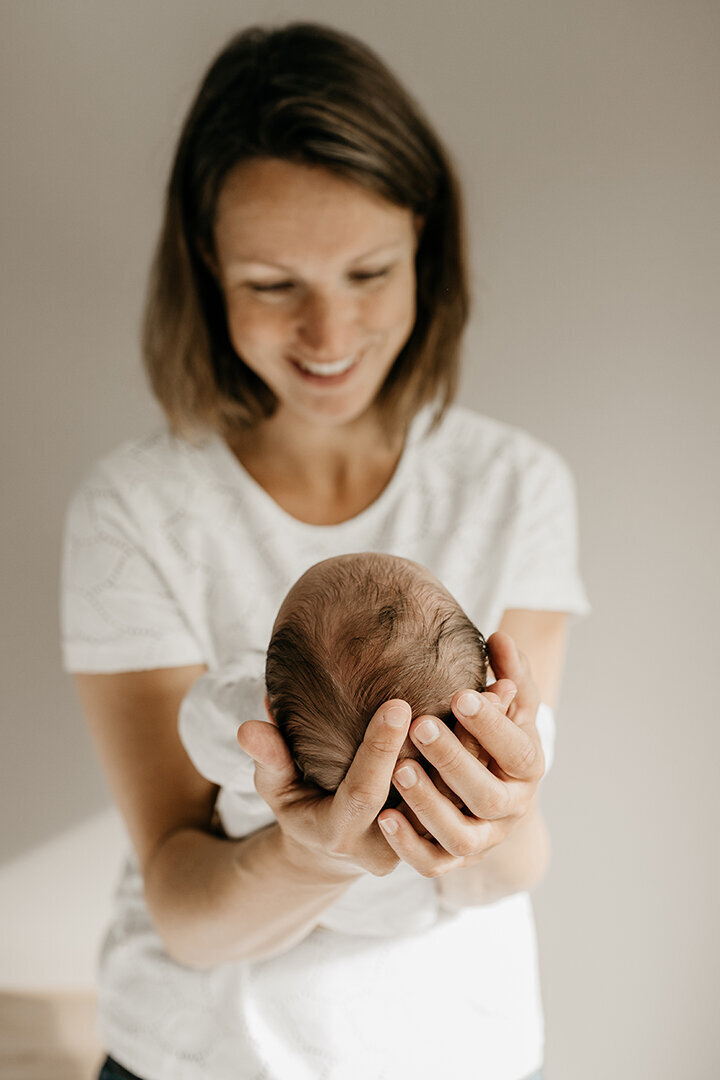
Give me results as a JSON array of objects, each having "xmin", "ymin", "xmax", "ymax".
[
  {"xmin": 226, "ymin": 241, "xmax": 407, "ymax": 273},
  {"xmin": 347, "ymin": 241, "xmax": 407, "ymax": 263}
]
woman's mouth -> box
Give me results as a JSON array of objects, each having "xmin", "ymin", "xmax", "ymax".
[{"xmin": 290, "ymin": 353, "xmax": 361, "ymax": 383}]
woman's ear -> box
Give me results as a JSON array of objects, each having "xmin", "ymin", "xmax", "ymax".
[{"xmin": 264, "ymin": 695, "xmax": 278, "ymax": 726}]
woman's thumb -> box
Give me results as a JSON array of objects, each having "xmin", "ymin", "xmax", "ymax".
[{"xmin": 237, "ymin": 720, "xmax": 298, "ymax": 794}]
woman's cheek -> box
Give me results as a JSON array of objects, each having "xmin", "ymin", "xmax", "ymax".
[
  {"xmin": 382, "ymin": 266, "xmax": 416, "ymax": 328},
  {"xmin": 226, "ymin": 297, "xmax": 288, "ymax": 355},
  {"xmin": 376, "ymin": 275, "xmax": 416, "ymax": 342}
]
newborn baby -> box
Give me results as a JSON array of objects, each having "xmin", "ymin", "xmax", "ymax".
[
  {"xmin": 265, "ymin": 552, "xmax": 489, "ymax": 794},
  {"xmin": 179, "ymin": 553, "xmax": 552, "ymax": 936},
  {"xmin": 178, "ymin": 553, "xmax": 492, "ymax": 936}
]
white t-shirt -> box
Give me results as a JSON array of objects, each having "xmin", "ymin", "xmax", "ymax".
[{"xmin": 61, "ymin": 405, "xmax": 589, "ymax": 1080}]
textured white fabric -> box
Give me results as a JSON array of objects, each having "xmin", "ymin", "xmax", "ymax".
[{"xmin": 61, "ymin": 405, "xmax": 589, "ymax": 1080}]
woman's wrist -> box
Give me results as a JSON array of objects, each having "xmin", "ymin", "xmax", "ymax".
[
  {"xmin": 275, "ymin": 828, "xmax": 365, "ymax": 886},
  {"xmin": 148, "ymin": 822, "xmax": 359, "ymax": 967}
]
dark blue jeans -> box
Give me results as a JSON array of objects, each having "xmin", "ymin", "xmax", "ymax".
[
  {"xmin": 99, "ymin": 1056, "xmax": 543, "ymax": 1079},
  {"xmin": 98, "ymin": 1058, "xmax": 143, "ymax": 1080}
]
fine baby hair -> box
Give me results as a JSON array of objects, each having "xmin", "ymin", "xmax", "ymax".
[{"xmin": 265, "ymin": 552, "xmax": 488, "ymax": 792}]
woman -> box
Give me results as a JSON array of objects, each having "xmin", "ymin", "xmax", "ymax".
[{"xmin": 61, "ymin": 22, "xmax": 588, "ymax": 1080}]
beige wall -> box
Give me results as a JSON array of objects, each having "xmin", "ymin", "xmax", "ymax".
[{"xmin": 2, "ymin": 1, "xmax": 718, "ymax": 1076}]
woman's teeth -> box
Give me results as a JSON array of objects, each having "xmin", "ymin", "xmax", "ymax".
[{"xmin": 297, "ymin": 355, "xmax": 357, "ymax": 376}]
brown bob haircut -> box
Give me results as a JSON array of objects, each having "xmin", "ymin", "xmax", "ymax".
[
  {"xmin": 265, "ymin": 554, "xmax": 488, "ymax": 795},
  {"xmin": 143, "ymin": 22, "xmax": 469, "ymax": 437}
]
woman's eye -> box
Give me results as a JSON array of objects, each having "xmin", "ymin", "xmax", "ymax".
[
  {"xmin": 248, "ymin": 281, "xmax": 295, "ymax": 294},
  {"xmin": 350, "ymin": 267, "xmax": 391, "ymax": 284}
]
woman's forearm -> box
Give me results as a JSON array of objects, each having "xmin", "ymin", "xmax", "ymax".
[
  {"xmin": 144, "ymin": 823, "xmax": 357, "ymax": 967},
  {"xmin": 437, "ymin": 803, "xmax": 551, "ymax": 910}
]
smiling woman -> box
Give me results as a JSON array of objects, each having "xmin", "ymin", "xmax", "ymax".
[
  {"xmin": 61, "ymin": 20, "xmax": 589, "ymax": 1080},
  {"xmin": 142, "ymin": 22, "xmax": 468, "ymax": 441}
]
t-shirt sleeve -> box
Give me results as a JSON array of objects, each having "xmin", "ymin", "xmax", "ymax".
[
  {"xmin": 60, "ymin": 462, "xmax": 206, "ymax": 673},
  {"xmin": 502, "ymin": 445, "xmax": 590, "ymax": 615}
]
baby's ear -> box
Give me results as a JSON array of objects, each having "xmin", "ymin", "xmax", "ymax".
[{"xmin": 264, "ymin": 695, "xmax": 278, "ymax": 726}]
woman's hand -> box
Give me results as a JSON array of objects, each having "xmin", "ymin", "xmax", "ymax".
[
  {"xmin": 237, "ymin": 699, "xmax": 413, "ymax": 881},
  {"xmin": 376, "ymin": 632, "xmax": 546, "ymax": 878}
]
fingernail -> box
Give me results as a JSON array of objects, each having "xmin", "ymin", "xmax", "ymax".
[
  {"xmin": 378, "ymin": 817, "xmax": 398, "ymax": 836},
  {"xmin": 414, "ymin": 718, "xmax": 439, "ymax": 744},
  {"xmin": 457, "ymin": 691, "xmax": 481, "ymax": 717},
  {"xmin": 394, "ymin": 764, "xmax": 417, "ymax": 788},
  {"xmin": 384, "ymin": 704, "xmax": 410, "ymax": 728}
]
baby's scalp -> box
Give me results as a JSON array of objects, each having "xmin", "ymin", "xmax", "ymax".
[{"xmin": 265, "ymin": 553, "xmax": 488, "ymax": 793}]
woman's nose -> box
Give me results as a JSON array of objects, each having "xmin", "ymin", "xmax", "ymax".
[{"xmin": 296, "ymin": 290, "xmax": 357, "ymax": 358}]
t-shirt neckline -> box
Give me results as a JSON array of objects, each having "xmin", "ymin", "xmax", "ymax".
[{"xmin": 205, "ymin": 407, "xmax": 435, "ymax": 534}]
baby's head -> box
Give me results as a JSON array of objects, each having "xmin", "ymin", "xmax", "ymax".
[{"xmin": 265, "ymin": 553, "xmax": 488, "ymax": 793}]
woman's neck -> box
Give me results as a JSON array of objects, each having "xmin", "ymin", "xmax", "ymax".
[{"xmin": 228, "ymin": 408, "xmax": 406, "ymax": 526}]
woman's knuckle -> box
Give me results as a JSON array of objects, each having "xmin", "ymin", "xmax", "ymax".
[
  {"xmin": 482, "ymin": 709, "xmax": 503, "ymax": 737},
  {"xmin": 484, "ymin": 786, "xmax": 508, "ymax": 818},
  {"xmin": 409, "ymin": 793, "xmax": 432, "ymax": 818},
  {"xmin": 516, "ymin": 740, "xmax": 539, "ymax": 773},
  {"xmin": 344, "ymin": 784, "xmax": 378, "ymax": 817},
  {"xmin": 448, "ymin": 833, "xmax": 475, "ymax": 859},
  {"xmin": 530, "ymin": 745, "xmax": 546, "ymax": 779},
  {"xmin": 420, "ymin": 862, "xmax": 444, "ymax": 879},
  {"xmin": 438, "ymin": 743, "xmax": 465, "ymax": 774}
]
